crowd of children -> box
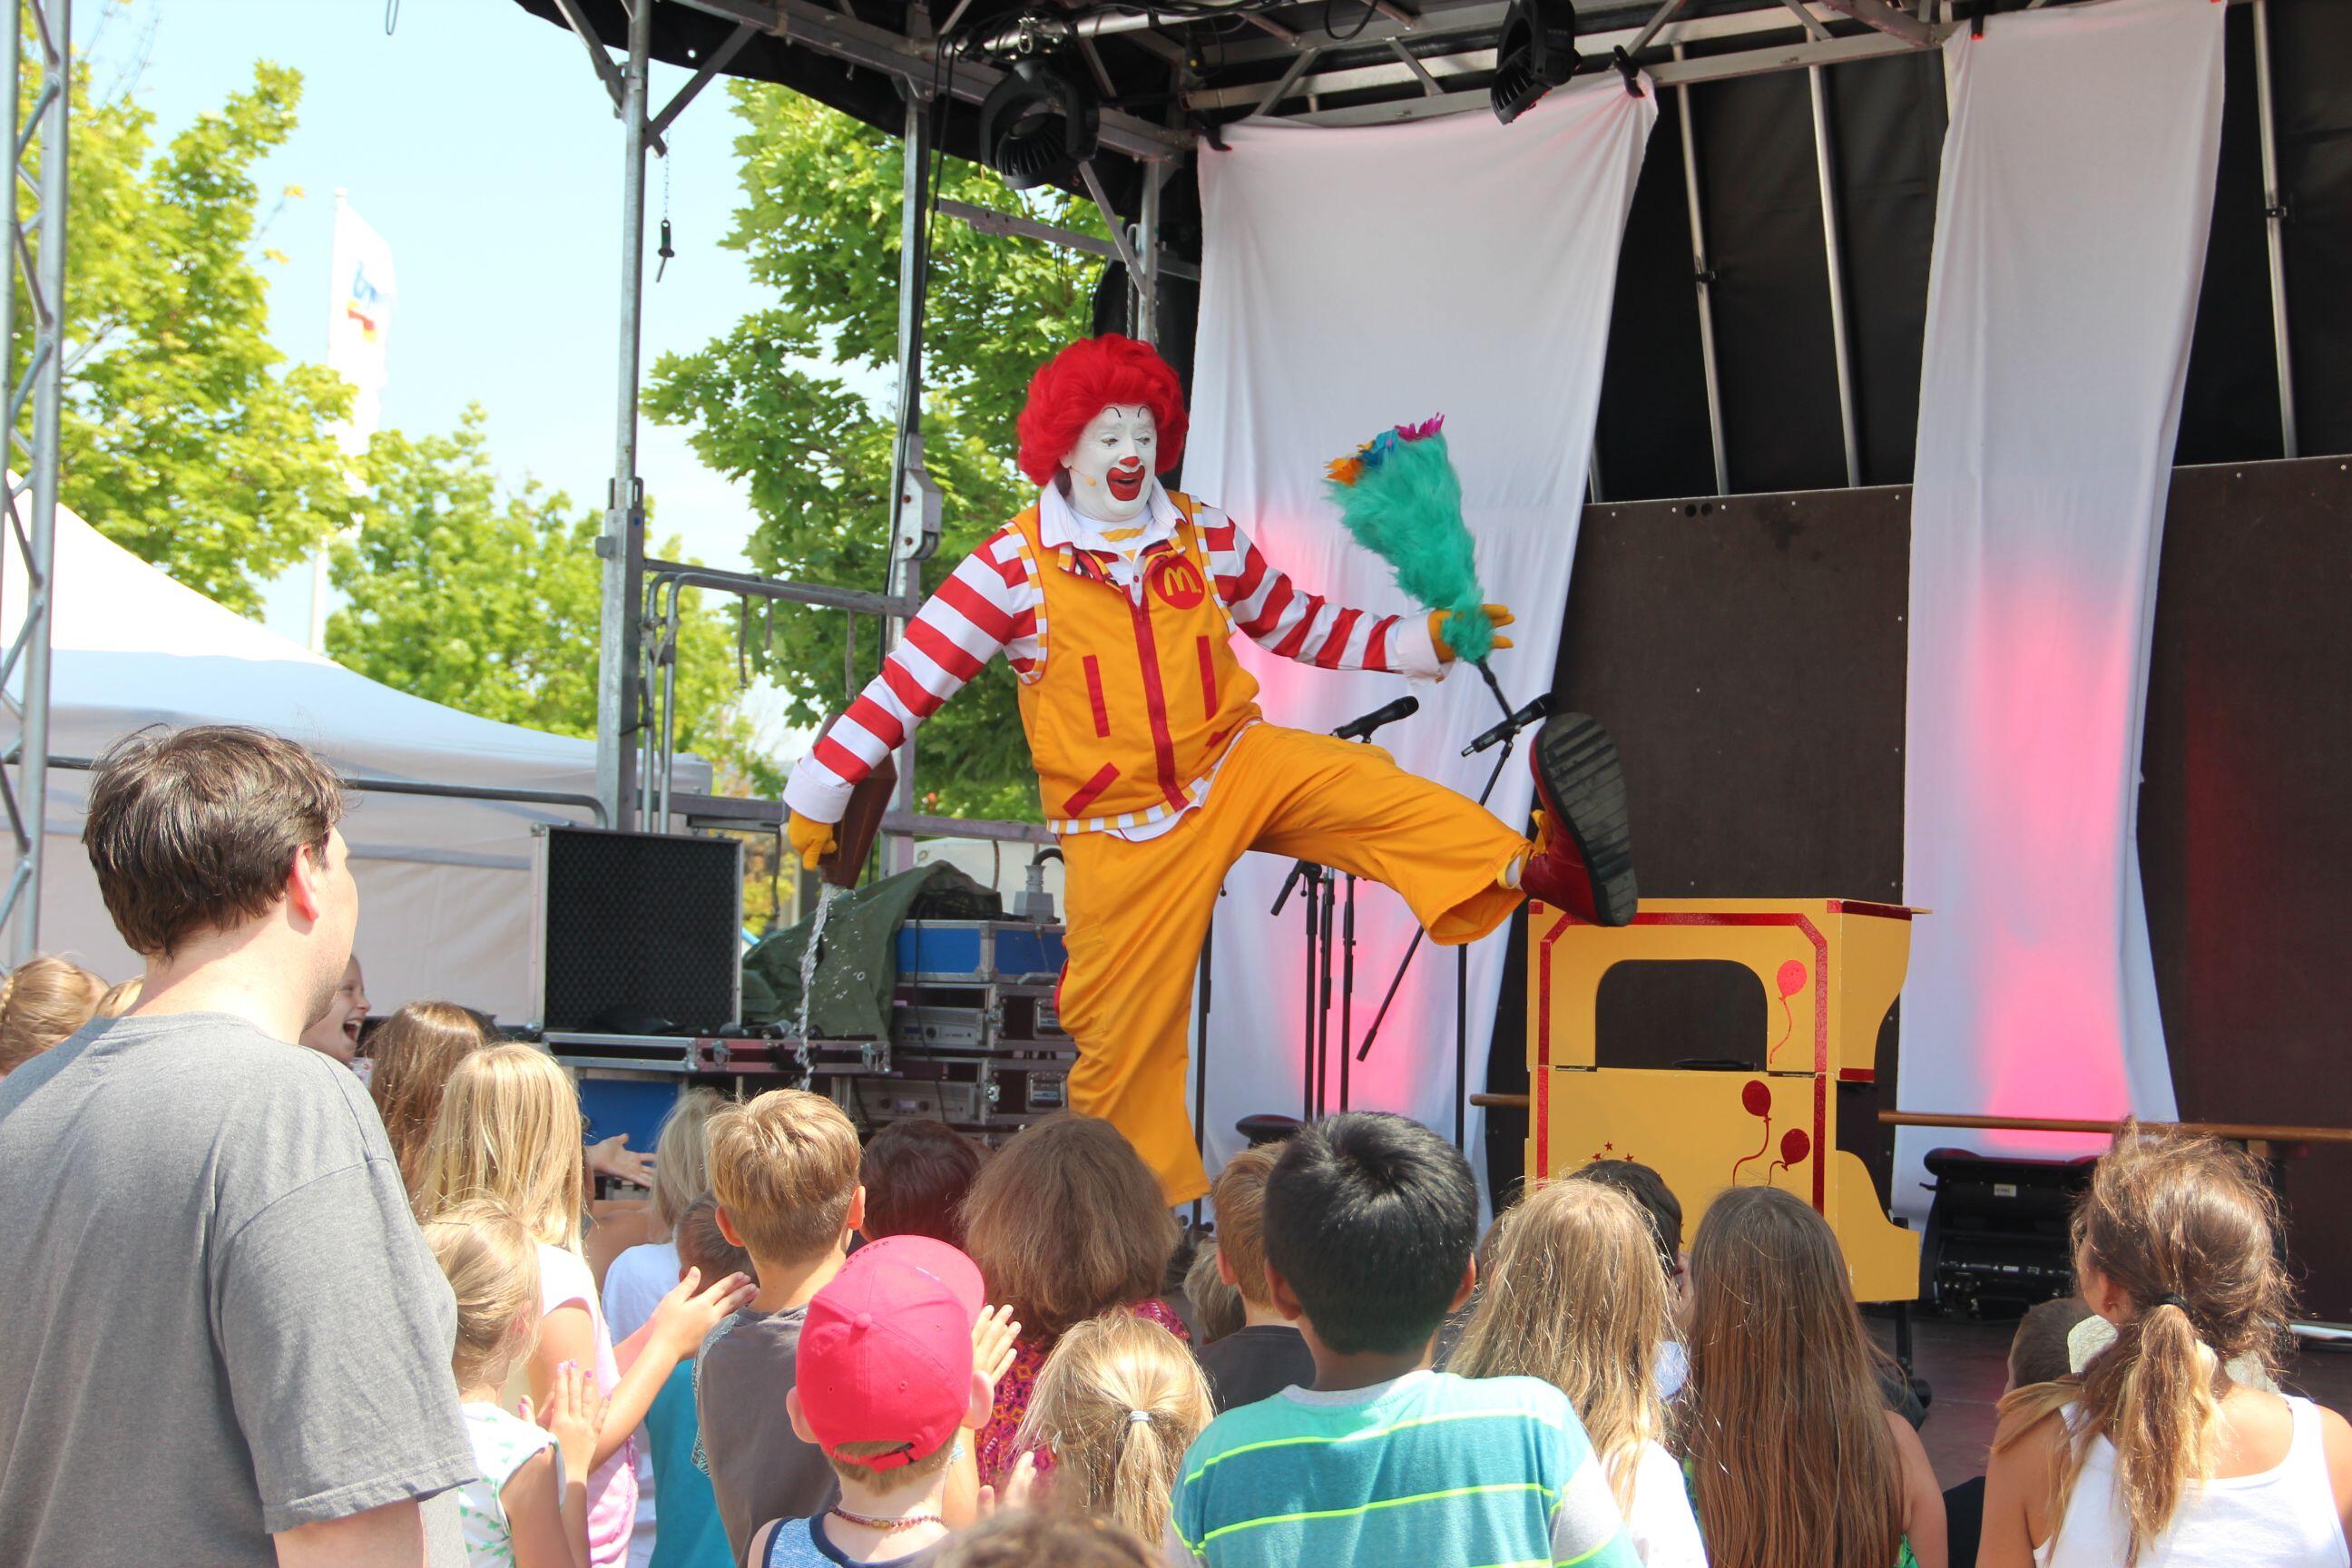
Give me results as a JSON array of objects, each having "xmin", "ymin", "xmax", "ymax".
[
  {"xmin": 12, "ymin": 933, "xmax": 2352, "ymax": 1568},
  {"xmin": 5, "ymin": 735, "xmax": 2351, "ymax": 1568},
  {"xmin": 22, "ymin": 962, "xmax": 2352, "ymax": 1568},
  {"xmin": 432, "ymin": 1073, "xmax": 2352, "ymax": 1568}
]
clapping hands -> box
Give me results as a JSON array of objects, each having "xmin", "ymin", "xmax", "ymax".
[{"xmin": 521, "ymin": 1361, "xmax": 608, "ymax": 1487}]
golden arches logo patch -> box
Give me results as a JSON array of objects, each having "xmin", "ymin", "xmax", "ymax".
[{"xmin": 1150, "ymin": 555, "xmax": 1206, "ymax": 611}]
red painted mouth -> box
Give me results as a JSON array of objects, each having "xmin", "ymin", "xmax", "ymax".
[{"xmin": 1108, "ymin": 462, "xmax": 1146, "ymax": 502}]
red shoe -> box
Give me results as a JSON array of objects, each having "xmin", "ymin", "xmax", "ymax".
[{"xmin": 1519, "ymin": 712, "xmax": 1638, "ymax": 926}]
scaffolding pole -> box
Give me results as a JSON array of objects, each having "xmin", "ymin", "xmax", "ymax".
[
  {"xmin": 883, "ymin": 89, "xmax": 943, "ymax": 874},
  {"xmin": 1673, "ymin": 44, "xmax": 1730, "ymax": 497},
  {"xmin": 594, "ymin": 0, "xmax": 654, "ymax": 833},
  {"xmin": 2251, "ymin": 0, "xmax": 2298, "ymax": 459},
  {"xmin": 0, "ymin": 0, "xmax": 69, "ymax": 964},
  {"xmin": 1808, "ymin": 64, "xmax": 1861, "ymax": 488}
]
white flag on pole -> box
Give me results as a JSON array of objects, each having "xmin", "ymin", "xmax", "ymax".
[
  {"xmin": 326, "ymin": 191, "xmax": 396, "ymax": 457},
  {"xmin": 315, "ymin": 192, "xmax": 394, "ymax": 651}
]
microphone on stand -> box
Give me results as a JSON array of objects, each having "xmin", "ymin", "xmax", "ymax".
[
  {"xmin": 1333, "ymin": 695, "xmax": 1420, "ymax": 743},
  {"xmin": 1463, "ymin": 693, "xmax": 1552, "ymax": 757},
  {"xmin": 1280, "ymin": 697, "xmax": 1422, "ymax": 916}
]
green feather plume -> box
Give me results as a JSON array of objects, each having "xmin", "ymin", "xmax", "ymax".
[{"xmin": 1323, "ymin": 418, "xmax": 1491, "ymax": 662}]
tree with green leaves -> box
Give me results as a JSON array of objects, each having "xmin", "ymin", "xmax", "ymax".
[
  {"xmin": 647, "ymin": 85, "xmax": 1112, "ymax": 821},
  {"xmin": 328, "ymin": 407, "xmax": 779, "ymax": 796},
  {"xmin": 48, "ymin": 55, "xmax": 357, "ymax": 615}
]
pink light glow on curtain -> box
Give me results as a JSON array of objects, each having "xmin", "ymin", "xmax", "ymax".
[{"xmin": 1896, "ymin": 0, "xmax": 2222, "ymax": 1198}]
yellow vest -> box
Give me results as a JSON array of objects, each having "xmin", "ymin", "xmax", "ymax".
[{"xmin": 1011, "ymin": 493, "xmax": 1264, "ymax": 831}]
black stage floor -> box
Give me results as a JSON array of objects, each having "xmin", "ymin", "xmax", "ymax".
[{"xmin": 1874, "ymin": 1315, "xmax": 2352, "ymax": 1488}]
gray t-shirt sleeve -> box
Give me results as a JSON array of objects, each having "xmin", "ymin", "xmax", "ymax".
[{"xmin": 214, "ymin": 1150, "xmax": 475, "ymax": 1534}]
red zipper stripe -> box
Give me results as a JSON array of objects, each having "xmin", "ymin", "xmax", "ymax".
[
  {"xmin": 1127, "ymin": 593, "xmax": 1187, "ymax": 809},
  {"xmin": 1196, "ymin": 636, "xmax": 1219, "ymax": 718}
]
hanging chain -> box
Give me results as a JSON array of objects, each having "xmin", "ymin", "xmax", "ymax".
[{"xmin": 656, "ymin": 132, "xmax": 677, "ymax": 282}]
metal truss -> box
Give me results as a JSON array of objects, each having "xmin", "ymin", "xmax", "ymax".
[{"xmin": 0, "ymin": 0, "xmax": 69, "ymax": 964}]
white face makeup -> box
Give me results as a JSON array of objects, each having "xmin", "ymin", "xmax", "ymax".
[{"xmin": 1061, "ymin": 404, "xmax": 1159, "ymax": 524}]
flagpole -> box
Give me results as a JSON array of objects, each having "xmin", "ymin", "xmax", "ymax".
[{"xmin": 321, "ymin": 188, "xmax": 390, "ymax": 654}]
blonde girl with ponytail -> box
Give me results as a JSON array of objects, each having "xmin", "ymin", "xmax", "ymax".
[
  {"xmin": 424, "ymin": 1200, "xmax": 605, "ymax": 1568},
  {"xmin": 1980, "ymin": 1122, "xmax": 2352, "ymax": 1567},
  {"xmin": 1012, "ymin": 1312, "xmax": 1214, "ymax": 1545},
  {"xmin": 416, "ymin": 1044, "xmax": 756, "ymax": 1568}
]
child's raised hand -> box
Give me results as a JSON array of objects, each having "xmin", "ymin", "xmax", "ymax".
[
  {"xmin": 648, "ymin": 1265, "xmax": 760, "ymax": 1360},
  {"xmin": 541, "ymin": 1360, "xmax": 607, "ymax": 1485},
  {"xmin": 973, "ymin": 1303, "xmax": 1022, "ymax": 1389},
  {"xmin": 976, "ymin": 1451, "xmax": 1041, "ymax": 1519}
]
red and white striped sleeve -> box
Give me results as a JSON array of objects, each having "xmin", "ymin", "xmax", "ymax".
[
  {"xmin": 783, "ymin": 527, "xmax": 1043, "ymax": 825},
  {"xmin": 1200, "ymin": 507, "xmax": 1445, "ymax": 679}
]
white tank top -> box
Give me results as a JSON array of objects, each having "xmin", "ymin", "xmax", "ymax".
[{"xmin": 2036, "ymin": 1395, "xmax": 2348, "ymax": 1568}]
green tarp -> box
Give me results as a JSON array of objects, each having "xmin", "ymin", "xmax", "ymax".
[{"xmin": 740, "ymin": 862, "xmax": 1002, "ymax": 1039}]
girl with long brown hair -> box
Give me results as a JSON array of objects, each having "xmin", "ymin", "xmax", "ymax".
[
  {"xmin": 1980, "ymin": 1122, "xmax": 2352, "ymax": 1567},
  {"xmin": 1013, "ymin": 1311, "xmax": 1214, "ymax": 1546},
  {"xmin": 960, "ymin": 1113, "xmax": 1185, "ymax": 1485},
  {"xmin": 368, "ymin": 999, "xmax": 495, "ymax": 1191},
  {"xmin": 1451, "ymin": 1179, "xmax": 1705, "ymax": 1566},
  {"xmin": 1680, "ymin": 1185, "xmax": 1944, "ymax": 1568}
]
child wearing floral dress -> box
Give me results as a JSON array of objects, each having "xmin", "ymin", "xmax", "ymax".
[
  {"xmin": 956, "ymin": 1115, "xmax": 1188, "ymax": 1485},
  {"xmin": 425, "ymin": 1200, "xmax": 607, "ymax": 1568}
]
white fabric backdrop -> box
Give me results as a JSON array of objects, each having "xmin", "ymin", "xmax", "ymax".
[
  {"xmin": 1185, "ymin": 76, "xmax": 1656, "ymax": 1188},
  {"xmin": 1897, "ymin": 0, "xmax": 2223, "ymax": 1209}
]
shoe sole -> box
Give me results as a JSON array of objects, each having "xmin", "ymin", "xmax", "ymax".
[{"xmin": 1532, "ymin": 713, "xmax": 1639, "ymax": 926}]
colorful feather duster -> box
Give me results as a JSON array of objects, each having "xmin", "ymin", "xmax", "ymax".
[{"xmin": 1322, "ymin": 415, "xmax": 1493, "ymax": 663}]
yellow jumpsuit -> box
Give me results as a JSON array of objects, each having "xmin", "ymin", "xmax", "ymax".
[{"xmin": 1009, "ymin": 500, "xmax": 1529, "ymax": 1203}]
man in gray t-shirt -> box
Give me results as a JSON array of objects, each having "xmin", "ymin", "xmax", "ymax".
[
  {"xmin": 0, "ymin": 727, "xmax": 473, "ymax": 1565},
  {"xmin": 0, "ymin": 1016, "xmax": 475, "ymax": 1560}
]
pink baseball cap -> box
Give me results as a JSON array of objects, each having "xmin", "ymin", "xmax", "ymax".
[{"xmin": 795, "ymin": 1235, "xmax": 985, "ymax": 1469}]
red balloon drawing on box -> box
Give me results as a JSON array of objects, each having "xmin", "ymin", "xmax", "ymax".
[
  {"xmin": 1730, "ymin": 1078, "xmax": 1774, "ymax": 1184},
  {"xmin": 1769, "ymin": 1127, "xmax": 1812, "ymax": 1181},
  {"xmin": 1769, "ymin": 959, "xmax": 1808, "ymax": 1063}
]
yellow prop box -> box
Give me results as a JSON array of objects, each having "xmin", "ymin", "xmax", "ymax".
[{"xmin": 1524, "ymin": 897, "xmax": 1921, "ymax": 1303}]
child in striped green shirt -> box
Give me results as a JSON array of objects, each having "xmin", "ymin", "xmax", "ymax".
[{"xmin": 1165, "ymin": 1113, "xmax": 1637, "ymax": 1568}]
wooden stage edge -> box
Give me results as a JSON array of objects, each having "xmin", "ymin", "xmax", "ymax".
[{"xmin": 1466, "ymin": 1094, "xmax": 2352, "ymax": 1150}]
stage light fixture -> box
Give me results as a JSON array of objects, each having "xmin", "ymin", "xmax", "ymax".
[
  {"xmin": 1490, "ymin": 0, "xmax": 1581, "ymax": 125},
  {"xmin": 980, "ymin": 55, "xmax": 1102, "ymax": 191}
]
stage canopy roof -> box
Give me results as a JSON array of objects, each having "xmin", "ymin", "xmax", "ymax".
[{"xmin": 511, "ymin": 0, "xmax": 1955, "ymax": 171}]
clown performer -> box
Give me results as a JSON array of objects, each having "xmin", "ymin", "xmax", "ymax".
[{"xmin": 786, "ymin": 336, "xmax": 1636, "ymax": 1204}]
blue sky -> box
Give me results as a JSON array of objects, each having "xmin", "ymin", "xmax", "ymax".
[{"xmin": 79, "ymin": 0, "xmax": 867, "ymax": 642}]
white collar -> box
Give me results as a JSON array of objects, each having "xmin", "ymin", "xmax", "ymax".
[{"xmin": 1036, "ymin": 476, "xmax": 1181, "ymax": 554}]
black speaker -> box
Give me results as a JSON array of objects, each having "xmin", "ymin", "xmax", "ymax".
[
  {"xmin": 533, "ymin": 827, "xmax": 742, "ymax": 1036},
  {"xmin": 1917, "ymin": 1145, "xmax": 2095, "ymax": 1317}
]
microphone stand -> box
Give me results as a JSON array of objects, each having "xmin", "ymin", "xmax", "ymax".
[
  {"xmin": 1269, "ymin": 850, "xmax": 1328, "ymax": 1121},
  {"xmin": 1272, "ymin": 696, "xmax": 1422, "ymax": 1121}
]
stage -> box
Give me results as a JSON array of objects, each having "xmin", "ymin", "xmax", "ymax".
[{"xmin": 1875, "ymin": 1316, "xmax": 2352, "ymax": 1490}]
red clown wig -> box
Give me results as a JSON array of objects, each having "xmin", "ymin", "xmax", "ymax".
[{"xmin": 1014, "ymin": 334, "xmax": 1189, "ymax": 486}]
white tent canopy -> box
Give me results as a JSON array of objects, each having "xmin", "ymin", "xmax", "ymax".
[{"xmin": 0, "ymin": 498, "xmax": 710, "ymax": 1024}]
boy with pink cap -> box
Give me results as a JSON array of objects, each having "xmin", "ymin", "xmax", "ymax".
[{"xmin": 747, "ymin": 1236, "xmax": 1003, "ymax": 1568}]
